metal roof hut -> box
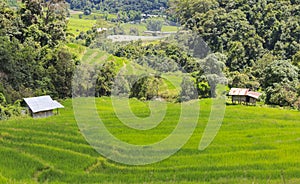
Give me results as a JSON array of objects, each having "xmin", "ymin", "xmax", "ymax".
[
  {"xmin": 229, "ymin": 88, "xmax": 262, "ymax": 105},
  {"xmin": 23, "ymin": 96, "xmax": 64, "ymax": 118}
]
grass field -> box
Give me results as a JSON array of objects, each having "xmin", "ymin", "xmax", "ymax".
[
  {"xmin": 121, "ymin": 23, "xmax": 179, "ymax": 35},
  {"xmin": 67, "ymin": 18, "xmax": 96, "ymax": 36},
  {"xmin": 67, "ymin": 10, "xmax": 179, "ymax": 37},
  {"xmin": 67, "ymin": 12, "xmax": 114, "ymax": 36},
  {"xmin": 1, "ymin": 98, "xmax": 300, "ymax": 183},
  {"xmin": 69, "ymin": 11, "xmax": 117, "ymax": 21},
  {"xmin": 81, "ymin": 48, "xmax": 108, "ymax": 64}
]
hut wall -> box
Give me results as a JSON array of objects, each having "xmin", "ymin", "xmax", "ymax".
[
  {"xmin": 232, "ymin": 96, "xmax": 247, "ymax": 103},
  {"xmin": 249, "ymin": 97, "xmax": 257, "ymax": 105},
  {"xmin": 32, "ymin": 110, "xmax": 53, "ymax": 118}
]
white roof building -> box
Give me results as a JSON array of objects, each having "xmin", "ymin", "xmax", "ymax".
[{"xmin": 23, "ymin": 96, "xmax": 64, "ymax": 118}]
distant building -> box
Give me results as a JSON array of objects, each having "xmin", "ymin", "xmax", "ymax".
[
  {"xmin": 141, "ymin": 14, "xmax": 159, "ymax": 18},
  {"xmin": 97, "ymin": 27, "xmax": 108, "ymax": 33},
  {"xmin": 229, "ymin": 88, "xmax": 262, "ymax": 105},
  {"xmin": 23, "ymin": 96, "xmax": 64, "ymax": 118}
]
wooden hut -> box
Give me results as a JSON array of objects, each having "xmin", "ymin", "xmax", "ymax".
[
  {"xmin": 229, "ymin": 88, "xmax": 262, "ymax": 105},
  {"xmin": 23, "ymin": 96, "xmax": 64, "ymax": 118}
]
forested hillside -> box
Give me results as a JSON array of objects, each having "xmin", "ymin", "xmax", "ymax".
[
  {"xmin": 171, "ymin": 0, "xmax": 300, "ymax": 107},
  {"xmin": 66, "ymin": 0, "xmax": 168, "ymax": 14},
  {"xmin": 0, "ymin": 0, "xmax": 78, "ymax": 119}
]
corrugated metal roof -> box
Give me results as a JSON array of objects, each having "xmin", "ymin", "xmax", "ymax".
[
  {"xmin": 53, "ymin": 100, "xmax": 65, "ymax": 108},
  {"xmin": 24, "ymin": 96, "xmax": 64, "ymax": 113},
  {"xmin": 229, "ymin": 88, "xmax": 249, "ymax": 96},
  {"xmin": 247, "ymin": 91, "xmax": 262, "ymax": 99},
  {"xmin": 229, "ymin": 88, "xmax": 262, "ymax": 99}
]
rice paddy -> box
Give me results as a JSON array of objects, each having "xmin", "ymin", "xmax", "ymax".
[{"xmin": 0, "ymin": 98, "xmax": 300, "ymax": 183}]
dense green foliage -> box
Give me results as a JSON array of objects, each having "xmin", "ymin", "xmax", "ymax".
[
  {"xmin": 67, "ymin": 0, "xmax": 168, "ymax": 15},
  {"xmin": 179, "ymin": 76, "xmax": 198, "ymax": 101},
  {"xmin": 263, "ymin": 60, "xmax": 300, "ymax": 107},
  {"xmin": 0, "ymin": 93, "xmax": 22, "ymax": 120},
  {"xmin": 146, "ymin": 18, "xmax": 163, "ymax": 31},
  {"xmin": 170, "ymin": 0, "xmax": 300, "ymax": 108},
  {"xmin": 172, "ymin": 0, "xmax": 300, "ymax": 67},
  {"xmin": 114, "ymin": 40, "xmax": 197, "ymax": 72},
  {"xmin": 113, "ymin": 40, "xmax": 228, "ymax": 99},
  {"xmin": 0, "ymin": 0, "xmax": 79, "ymax": 119},
  {"xmin": 2, "ymin": 0, "xmax": 300, "ymax": 112},
  {"xmin": 0, "ymin": 0, "xmax": 77, "ymax": 103},
  {"xmin": 67, "ymin": 0, "xmax": 300, "ymax": 109},
  {"xmin": 1, "ymin": 98, "xmax": 300, "ymax": 183},
  {"xmin": 95, "ymin": 61, "xmax": 117, "ymax": 97}
]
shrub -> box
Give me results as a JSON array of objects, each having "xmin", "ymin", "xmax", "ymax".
[
  {"xmin": 146, "ymin": 18, "xmax": 163, "ymax": 32},
  {"xmin": 179, "ymin": 76, "xmax": 198, "ymax": 102}
]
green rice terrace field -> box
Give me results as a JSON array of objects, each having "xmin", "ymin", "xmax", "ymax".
[
  {"xmin": 67, "ymin": 17, "xmax": 96, "ymax": 36},
  {"xmin": 67, "ymin": 11, "xmax": 179, "ymax": 37},
  {"xmin": 1, "ymin": 98, "xmax": 300, "ymax": 183}
]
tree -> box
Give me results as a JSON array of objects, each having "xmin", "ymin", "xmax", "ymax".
[
  {"xmin": 197, "ymin": 81, "xmax": 210, "ymax": 98},
  {"xmin": 130, "ymin": 76, "xmax": 161, "ymax": 100},
  {"xmin": 84, "ymin": 6, "xmax": 92, "ymax": 15},
  {"xmin": 263, "ymin": 60, "xmax": 299, "ymax": 105},
  {"xmin": 252, "ymin": 52, "xmax": 277, "ymax": 79},
  {"xmin": 19, "ymin": 0, "xmax": 68, "ymax": 47},
  {"xmin": 200, "ymin": 54, "xmax": 227, "ymax": 97},
  {"xmin": 146, "ymin": 18, "xmax": 163, "ymax": 32},
  {"xmin": 0, "ymin": 93, "xmax": 6, "ymax": 105},
  {"xmin": 47, "ymin": 47, "xmax": 76, "ymax": 98},
  {"xmin": 112, "ymin": 73, "xmax": 130, "ymax": 97},
  {"xmin": 0, "ymin": 0, "xmax": 17, "ymax": 37},
  {"xmin": 229, "ymin": 72, "xmax": 260, "ymax": 90},
  {"xmin": 95, "ymin": 61, "xmax": 116, "ymax": 97},
  {"xmin": 67, "ymin": 0, "xmax": 169, "ymax": 15},
  {"xmin": 179, "ymin": 76, "xmax": 198, "ymax": 102},
  {"xmin": 226, "ymin": 41, "xmax": 246, "ymax": 71},
  {"xmin": 128, "ymin": 10, "xmax": 141, "ymax": 22},
  {"xmin": 267, "ymin": 84, "xmax": 298, "ymax": 107},
  {"xmin": 263, "ymin": 60, "xmax": 299, "ymax": 89},
  {"xmin": 292, "ymin": 50, "xmax": 300, "ymax": 68},
  {"xmin": 112, "ymin": 26, "xmax": 125, "ymax": 35},
  {"xmin": 0, "ymin": 1, "xmax": 76, "ymax": 103},
  {"xmin": 171, "ymin": 0, "xmax": 299, "ymax": 72}
]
